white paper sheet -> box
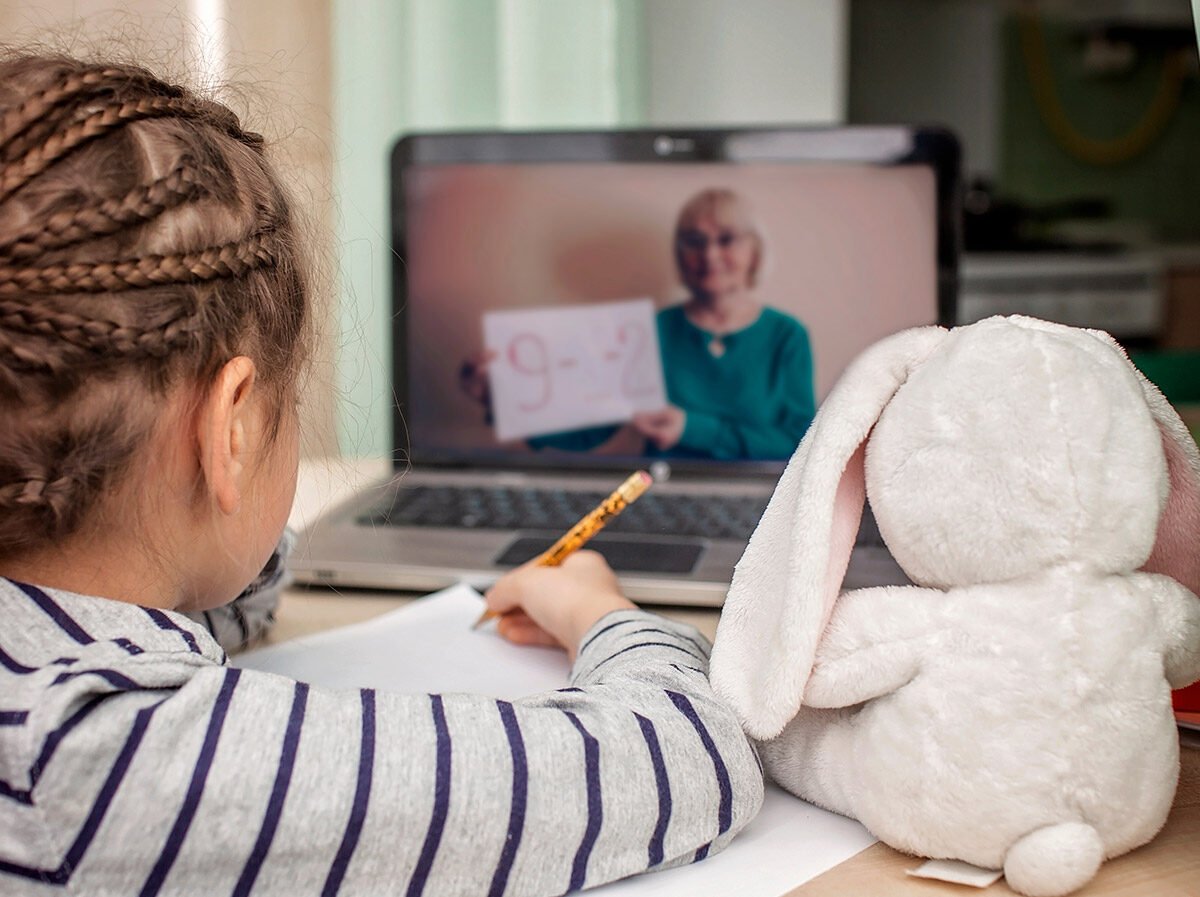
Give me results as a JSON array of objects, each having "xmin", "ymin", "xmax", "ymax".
[
  {"xmin": 907, "ymin": 859, "xmax": 1003, "ymax": 888},
  {"xmin": 236, "ymin": 584, "xmax": 877, "ymax": 896},
  {"xmin": 483, "ymin": 299, "xmax": 667, "ymax": 442},
  {"xmin": 238, "ymin": 584, "xmax": 569, "ymax": 697}
]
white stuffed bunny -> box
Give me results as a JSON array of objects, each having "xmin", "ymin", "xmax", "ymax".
[{"xmin": 709, "ymin": 315, "xmax": 1200, "ymax": 897}]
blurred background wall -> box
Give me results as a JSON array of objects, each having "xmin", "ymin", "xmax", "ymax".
[{"xmin": 3, "ymin": 0, "xmax": 1197, "ymax": 456}]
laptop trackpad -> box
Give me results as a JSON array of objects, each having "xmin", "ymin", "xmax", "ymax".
[{"xmin": 495, "ymin": 534, "xmax": 704, "ymax": 574}]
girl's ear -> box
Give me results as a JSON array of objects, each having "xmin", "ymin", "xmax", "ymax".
[
  {"xmin": 710, "ymin": 326, "xmax": 948, "ymax": 741},
  {"xmin": 197, "ymin": 357, "xmax": 259, "ymax": 516}
]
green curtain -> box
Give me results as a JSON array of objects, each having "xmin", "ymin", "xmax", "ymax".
[{"xmin": 332, "ymin": 0, "xmax": 646, "ymax": 457}]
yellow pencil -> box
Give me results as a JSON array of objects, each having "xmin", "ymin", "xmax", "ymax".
[{"xmin": 472, "ymin": 470, "xmax": 653, "ymax": 629}]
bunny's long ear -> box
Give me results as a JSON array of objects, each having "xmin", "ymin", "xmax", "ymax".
[
  {"xmin": 710, "ymin": 326, "xmax": 948, "ymax": 740},
  {"xmin": 1084, "ymin": 329, "xmax": 1200, "ymax": 596},
  {"xmin": 1136, "ymin": 371, "xmax": 1200, "ymax": 596}
]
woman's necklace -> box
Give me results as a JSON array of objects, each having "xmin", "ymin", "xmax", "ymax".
[{"xmin": 687, "ymin": 297, "xmax": 758, "ymax": 360}]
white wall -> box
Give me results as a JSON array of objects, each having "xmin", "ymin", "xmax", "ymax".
[{"xmin": 643, "ymin": 0, "xmax": 849, "ymax": 125}]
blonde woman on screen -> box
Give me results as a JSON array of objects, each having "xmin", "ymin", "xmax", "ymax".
[{"xmin": 462, "ymin": 188, "xmax": 817, "ymax": 461}]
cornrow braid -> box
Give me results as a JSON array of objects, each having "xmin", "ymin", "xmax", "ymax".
[
  {"xmin": 0, "ymin": 94, "xmax": 214, "ymax": 203},
  {"xmin": 190, "ymin": 98, "xmax": 266, "ymax": 152},
  {"xmin": 0, "ymin": 163, "xmax": 206, "ymax": 260},
  {"xmin": 0, "ymin": 412, "xmax": 140, "ymax": 544},
  {"xmin": 0, "ymin": 299, "xmax": 198, "ymax": 360},
  {"xmin": 0, "ymin": 474, "xmax": 74, "ymax": 509},
  {"xmin": 0, "ymin": 65, "xmax": 154, "ymax": 155},
  {"xmin": 0, "ymin": 230, "xmax": 279, "ymax": 295}
]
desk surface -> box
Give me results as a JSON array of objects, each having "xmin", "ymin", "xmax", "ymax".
[{"xmin": 269, "ymin": 586, "xmax": 1199, "ymax": 897}]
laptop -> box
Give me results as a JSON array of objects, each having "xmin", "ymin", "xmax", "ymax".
[{"xmin": 291, "ymin": 125, "xmax": 961, "ymax": 606}]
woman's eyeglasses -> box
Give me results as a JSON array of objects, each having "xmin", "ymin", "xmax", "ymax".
[{"xmin": 676, "ymin": 229, "xmax": 750, "ymax": 252}]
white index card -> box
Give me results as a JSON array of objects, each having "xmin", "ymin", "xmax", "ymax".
[{"xmin": 483, "ymin": 298, "xmax": 667, "ymax": 443}]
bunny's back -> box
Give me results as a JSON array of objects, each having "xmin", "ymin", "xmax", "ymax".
[{"xmin": 846, "ymin": 568, "xmax": 1179, "ymax": 865}]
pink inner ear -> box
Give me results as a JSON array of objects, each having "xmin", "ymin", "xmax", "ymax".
[
  {"xmin": 1143, "ymin": 427, "xmax": 1200, "ymax": 597},
  {"xmin": 823, "ymin": 443, "xmax": 867, "ymax": 611}
]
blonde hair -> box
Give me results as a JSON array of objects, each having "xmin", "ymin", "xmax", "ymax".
[
  {"xmin": 672, "ymin": 187, "xmax": 765, "ymax": 288},
  {"xmin": 0, "ymin": 54, "xmax": 310, "ymax": 554}
]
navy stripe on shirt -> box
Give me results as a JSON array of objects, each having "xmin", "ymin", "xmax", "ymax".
[
  {"xmin": 139, "ymin": 668, "xmax": 241, "ymax": 897},
  {"xmin": 488, "ymin": 701, "xmax": 527, "ymax": 897},
  {"xmin": 667, "ymin": 691, "xmax": 733, "ymax": 836},
  {"xmin": 589, "ymin": 642, "xmax": 697, "ymax": 674},
  {"xmin": 57, "ymin": 699, "xmax": 164, "ymax": 882},
  {"xmin": 112, "ymin": 638, "xmax": 144, "ymax": 656},
  {"xmin": 0, "ymin": 699, "xmax": 164, "ymax": 883},
  {"xmin": 564, "ymin": 711, "xmax": 602, "ymax": 892},
  {"xmin": 31, "ymin": 697, "xmax": 103, "ymax": 780},
  {"xmin": 407, "ymin": 695, "xmax": 452, "ymax": 897},
  {"xmin": 13, "ymin": 580, "xmax": 94, "ymax": 644},
  {"xmin": 0, "ymin": 780, "xmax": 30, "ymax": 805},
  {"xmin": 576, "ymin": 617, "xmax": 639, "ymax": 657},
  {"xmin": 0, "ymin": 645, "xmax": 35, "ymax": 675},
  {"xmin": 321, "ymin": 689, "xmax": 376, "ymax": 897},
  {"xmin": 0, "ymin": 712, "xmax": 27, "ymax": 726},
  {"xmin": 142, "ymin": 608, "xmax": 201, "ymax": 654},
  {"xmin": 0, "ymin": 696, "xmax": 105, "ymax": 804},
  {"xmin": 621, "ymin": 627, "xmax": 709, "ymax": 657},
  {"xmin": 52, "ymin": 668, "xmax": 143, "ymax": 690},
  {"xmin": 232, "ymin": 682, "xmax": 309, "ymax": 897},
  {"xmin": 634, "ymin": 713, "xmax": 671, "ymax": 867}
]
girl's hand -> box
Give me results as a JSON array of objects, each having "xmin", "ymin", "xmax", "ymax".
[{"xmin": 484, "ymin": 551, "xmax": 635, "ymax": 661}]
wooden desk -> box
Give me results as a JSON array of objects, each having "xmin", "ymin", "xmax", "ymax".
[
  {"xmin": 269, "ymin": 586, "xmax": 1199, "ymax": 897},
  {"xmin": 796, "ymin": 748, "xmax": 1199, "ymax": 897}
]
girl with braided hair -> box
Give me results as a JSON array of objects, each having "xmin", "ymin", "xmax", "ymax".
[{"xmin": 0, "ymin": 54, "xmax": 761, "ymax": 897}]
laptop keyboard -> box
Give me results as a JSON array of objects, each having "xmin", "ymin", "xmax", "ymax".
[{"xmin": 358, "ymin": 484, "xmax": 771, "ymax": 542}]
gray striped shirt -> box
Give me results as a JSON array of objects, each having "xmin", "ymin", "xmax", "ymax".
[{"xmin": 0, "ymin": 578, "xmax": 763, "ymax": 896}]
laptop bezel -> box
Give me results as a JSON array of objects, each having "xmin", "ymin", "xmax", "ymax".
[{"xmin": 388, "ymin": 125, "xmax": 961, "ymax": 477}]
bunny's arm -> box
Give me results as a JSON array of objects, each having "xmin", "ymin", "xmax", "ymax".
[
  {"xmin": 1143, "ymin": 574, "xmax": 1200, "ymax": 689},
  {"xmin": 803, "ymin": 584, "xmax": 945, "ymax": 709}
]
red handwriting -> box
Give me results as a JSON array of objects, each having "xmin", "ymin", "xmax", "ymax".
[
  {"xmin": 503, "ymin": 318, "xmax": 658, "ymax": 411},
  {"xmin": 507, "ymin": 332, "xmax": 552, "ymax": 411}
]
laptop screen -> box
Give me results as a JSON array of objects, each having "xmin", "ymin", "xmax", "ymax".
[{"xmin": 392, "ymin": 127, "xmax": 960, "ymax": 476}]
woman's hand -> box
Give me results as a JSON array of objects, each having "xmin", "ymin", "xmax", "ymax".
[
  {"xmin": 458, "ymin": 349, "xmax": 497, "ymax": 412},
  {"xmin": 484, "ymin": 551, "xmax": 635, "ymax": 661},
  {"xmin": 633, "ymin": 406, "xmax": 686, "ymax": 451}
]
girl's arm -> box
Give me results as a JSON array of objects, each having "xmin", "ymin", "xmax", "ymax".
[{"xmin": 17, "ymin": 604, "xmax": 762, "ymax": 896}]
